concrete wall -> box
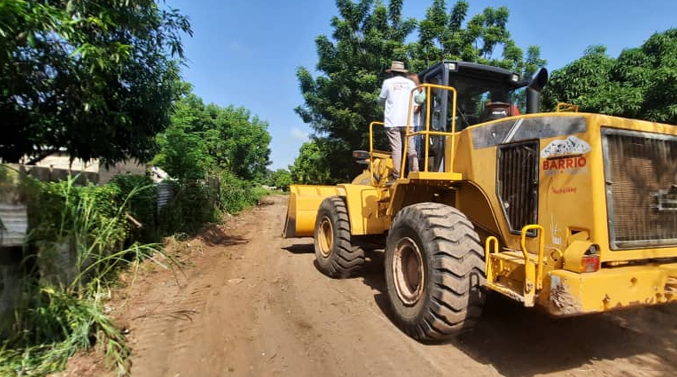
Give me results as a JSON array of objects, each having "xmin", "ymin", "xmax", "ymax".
[
  {"xmin": 35, "ymin": 154, "xmax": 99, "ymax": 173},
  {"xmin": 30, "ymin": 154, "xmax": 149, "ymax": 184},
  {"xmin": 98, "ymin": 159, "xmax": 148, "ymax": 184}
]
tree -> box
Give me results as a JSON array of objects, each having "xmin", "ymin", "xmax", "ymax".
[
  {"xmin": 410, "ymin": 0, "xmax": 545, "ymax": 111},
  {"xmin": 290, "ymin": 141, "xmax": 333, "ymax": 185},
  {"xmin": 154, "ymin": 89, "xmax": 272, "ymax": 182},
  {"xmin": 266, "ymin": 169, "xmax": 292, "ymax": 191},
  {"xmin": 206, "ymin": 106, "xmax": 272, "ymax": 181},
  {"xmin": 410, "ymin": 0, "xmax": 529, "ymax": 72},
  {"xmin": 295, "ymin": 0, "xmax": 545, "ymax": 183},
  {"xmin": 295, "ymin": 0, "xmax": 417, "ymax": 182},
  {"xmin": 541, "ymin": 46, "xmax": 620, "ymax": 114},
  {"xmin": 153, "ymin": 125, "xmax": 212, "ymax": 183},
  {"xmin": 542, "ymin": 29, "xmax": 677, "ymax": 124},
  {"xmin": 0, "ymin": 0, "xmax": 192, "ymax": 164}
]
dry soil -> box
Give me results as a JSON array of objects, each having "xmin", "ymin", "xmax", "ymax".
[{"xmin": 60, "ymin": 195, "xmax": 677, "ymax": 377}]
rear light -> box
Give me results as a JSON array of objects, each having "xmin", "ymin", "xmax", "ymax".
[{"xmin": 581, "ymin": 244, "xmax": 600, "ymax": 273}]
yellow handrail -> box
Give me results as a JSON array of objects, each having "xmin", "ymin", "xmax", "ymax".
[
  {"xmin": 485, "ymin": 236, "xmax": 499, "ymax": 284},
  {"xmin": 520, "ymin": 224, "xmax": 545, "ymax": 293},
  {"xmin": 401, "ymin": 83, "xmax": 458, "ymax": 176},
  {"xmin": 407, "ymin": 130, "xmax": 454, "ymax": 137},
  {"xmin": 368, "ymin": 121, "xmax": 385, "ymax": 186},
  {"xmin": 556, "ymin": 102, "xmax": 579, "ymax": 113}
]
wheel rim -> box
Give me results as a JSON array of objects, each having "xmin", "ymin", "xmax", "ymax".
[
  {"xmin": 393, "ymin": 237, "xmax": 425, "ymax": 306},
  {"xmin": 318, "ymin": 217, "xmax": 334, "ymax": 258}
]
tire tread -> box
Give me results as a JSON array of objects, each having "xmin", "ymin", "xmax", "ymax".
[
  {"xmin": 386, "ymin": 202, "xmax": 486, "ymax": 341},
  {"xmin": 314, "ymin": 197, "xmax": 365, "ymax": 278}
]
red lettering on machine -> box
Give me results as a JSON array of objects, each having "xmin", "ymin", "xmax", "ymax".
[
  {"xmin": 540, "ymin": 135, "xmax": 591, "ymax": 175},
  {"xmin": 542, "ymin": 156, "xmax": 587, "ymax": 170}
]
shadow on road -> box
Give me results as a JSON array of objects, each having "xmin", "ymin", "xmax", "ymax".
[
  {"xmin": 358, "ymin": 250, "xmax": 677, "ymax": 377},
  {"xmin": 257, "ymin": 197, "xmax": 276, "ymax": 207},
  {"xmin": 282, "ymin": 244, "xmax": 315, "ymax": 254},
  {"xmin": 198, "ymin": 224, "xmax": 249, "ymax": 247},
  {"xmin": 359, "ymin": 250, "xmax": 386, "ymax": 293},
  {"xmin": 453, "ymin": 296, "xmax": 677, "ymax": 377},
  {"xmin": 280, "ymin": 241, "xmax": 677, "ymax": 377}
]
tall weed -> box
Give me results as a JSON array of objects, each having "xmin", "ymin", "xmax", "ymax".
[
  {"xmin": 109, "ymin": 175, "xmax": 158, "ymax": 243},
  {"xmin": 1, "ymin": 170, "xmax": 268, "ymax": 376},
  {"xmin": 0, "ymin": 175, "xmax": 174, "ymax": 376}
]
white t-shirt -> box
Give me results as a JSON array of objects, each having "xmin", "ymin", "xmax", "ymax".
[
  {"xmin": 379, "ymin": 76, "xmax": 415, "ymax": 128},
  {"xmin": 410, "ymin": 88, "xmax": 423, "ymax": 129}
]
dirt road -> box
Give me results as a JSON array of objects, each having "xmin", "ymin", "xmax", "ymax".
[{"xmin": 81, "ymin": 195, "xmax": 677, "ymax": 377}]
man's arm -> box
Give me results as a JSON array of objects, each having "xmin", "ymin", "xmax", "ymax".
[{"xmin": 378, "ymin": 81, "xmax": 388, "ymax": 105}]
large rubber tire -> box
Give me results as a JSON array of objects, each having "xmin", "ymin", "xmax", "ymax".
[
  {"xmin": 385, "ymin": 203, "xmax": 485, "ymax": 341},
  {"xmin": 314, "ymin": 197, "xmax": 366, "ymax": 278}
]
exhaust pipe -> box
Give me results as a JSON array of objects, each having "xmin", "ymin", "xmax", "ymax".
[{"xmin": 526, "ymin": 67, "xmax": 548, "ymax": 114}]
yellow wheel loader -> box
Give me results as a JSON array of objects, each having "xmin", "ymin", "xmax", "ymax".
[{"xmin": 283, "ymin": 61, "xmax": 677, "ymax": 341}]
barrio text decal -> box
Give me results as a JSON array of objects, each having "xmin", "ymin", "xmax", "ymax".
[
  {"xmin": 541, "ymin": 136, "xmax": 591, "ymax": 176},
  {"xmin": 542, "ymin": 155, "xmax": 587, "ymax": 170}
]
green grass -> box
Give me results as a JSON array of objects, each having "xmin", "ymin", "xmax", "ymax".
[
  {"xmin": 0, "ymin": 171, "xmax": 267, "ymax": 376},
  {"xmin": 0, "ymin": 175, "xmax": 177, "ymax": 377}
]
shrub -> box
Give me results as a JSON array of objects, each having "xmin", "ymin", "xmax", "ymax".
[
  {"xmin": 108, "ymin": 175, "xmax": 158, "ymax": 243},
  {"xmin": 218, "ymin": 171, "xmax": 265, "ymax": 214},
  {"xmin": 1, "ymin": 175, "xmax": 169, "ymax": 376},
  {"xmin": 158, "ymin": 182, "xmax": 219, "ymax": 236},
  {"xmin": 1, "ymin": 170, "xmax": 269, "ymax": 376}
]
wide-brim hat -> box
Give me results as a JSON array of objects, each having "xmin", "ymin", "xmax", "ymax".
[{"xmin": 386, "ymin": 60, "xmax": 408, "ymax": 73}]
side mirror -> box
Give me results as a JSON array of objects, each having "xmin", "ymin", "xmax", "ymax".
[{"xmin": 352, "ymin": 150, "xmax": 370, "ymax": 165}]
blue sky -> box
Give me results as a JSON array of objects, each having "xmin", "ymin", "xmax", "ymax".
[{"xmin": 166, "ymin": 0, "xmax": 677, "ymax": 170}]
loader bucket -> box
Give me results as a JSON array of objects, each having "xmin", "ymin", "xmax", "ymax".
[{"xmin": 283, "ymin": 185, "xmax": 344, "ymax": 238}]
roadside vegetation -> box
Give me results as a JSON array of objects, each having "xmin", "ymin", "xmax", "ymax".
[
  {"xmin": 0, "ymin": 162, "xmax": 271, "ymax": 376},
  {"xmin": 541, "ymin": 30, "xmax": 677, "ymax": 125},
  {"xmin": 0, "ymin": 0, "xmax": 282, "ymax": 375},
  {"xmin": 0, "ymin": 175, "xmax": 163, "ymax": 376},
  {"xmin": 0, "ymin": 85, "xmax": 277, "ymax": 373}
]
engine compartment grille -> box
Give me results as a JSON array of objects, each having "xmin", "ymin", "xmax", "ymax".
[
  {"xmin": 603, "ymin": 128, "xmax": 677, "ymax": 249},
  {"xmin": 497, "ymin": 140, "xmax": 539, "ymax": 234}
]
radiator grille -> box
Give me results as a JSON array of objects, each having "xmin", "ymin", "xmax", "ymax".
[
  {"xmin": 603, "ymin": 128, "xmax": 677, "ymax": 249},
  {"xmin": 497, "ymin": 141, "xmax": 539, "ymax": 234}
]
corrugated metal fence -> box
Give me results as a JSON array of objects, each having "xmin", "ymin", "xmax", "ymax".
[{"xmin": 0, "ymin": 204, "xmax": 28, "ymax": 247}]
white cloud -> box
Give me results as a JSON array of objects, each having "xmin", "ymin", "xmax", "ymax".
[{"xmin": 290, "ymin": 127, "xmax": 309, "ymax": 142}]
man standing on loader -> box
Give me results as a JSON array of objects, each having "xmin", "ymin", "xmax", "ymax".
[{"xmin": 379, "ymin": 60, "xmax": 419, "ymax": 182}]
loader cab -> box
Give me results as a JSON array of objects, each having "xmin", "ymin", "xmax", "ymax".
[
  {"xmin": 418, "ymin": 61, "xmax": 528, "ymax": 132},
  {"xmin": 413, "ymin": 61, "xmax": 547, "ymax": 173}
]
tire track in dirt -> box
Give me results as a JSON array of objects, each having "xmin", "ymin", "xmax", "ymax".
[{"xmin": 99, "ymin": 195, "xmax": 677, "ymax": 377}]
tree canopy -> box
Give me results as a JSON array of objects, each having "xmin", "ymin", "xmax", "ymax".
[
  {"xmin": 0, "ymin": 0, "xmax": 191, "ymax": 164},
  {"xmin": 542, "ymin": 29, "xmax": 677, "ymax": 124},
  {"xmin": 153, "ymin": 88, "xmax": 271, "ymax": 182},
  {"xmin": 293, "ymin": 0, "xmax": 545, "ymax": 183},
  {"xmin": 265, "ymin": 168, "xmax": 292, "ymax": 191},
  {"xmin": 290, "ymin": 140, "xmax": 334, "ymax": 185},
  {"xmin": 409, "ymin": 0, "xmax": 544, "ymax": 76}
]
